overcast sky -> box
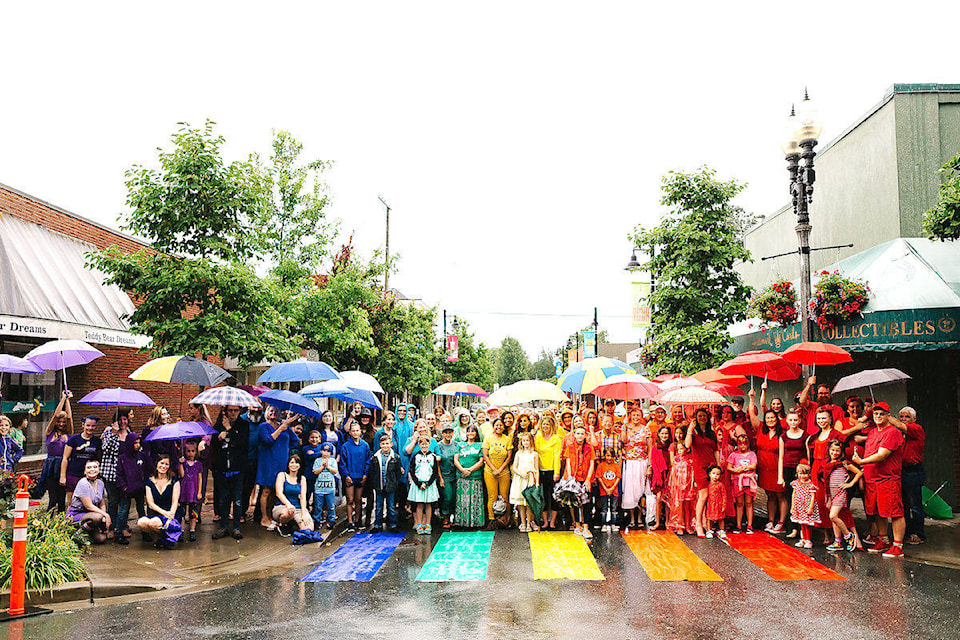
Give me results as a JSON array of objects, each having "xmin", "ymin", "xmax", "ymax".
[{"xmin": 3, "ymin": 3, "xmax": 958, "ymax": 361}]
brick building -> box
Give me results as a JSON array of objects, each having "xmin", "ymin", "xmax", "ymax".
[{"xmin": 0, "ymin": 183, "xmax": 214, "ymax": 464}]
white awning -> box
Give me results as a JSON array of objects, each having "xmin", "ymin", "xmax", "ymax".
[{"xmin": 0, "ymin": 214, "xmax": 147, "ymax": 346}]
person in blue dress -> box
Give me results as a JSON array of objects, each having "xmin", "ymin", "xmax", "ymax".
[
  {"xmin": 256, "ymin": 405, "xmax": 299, "ymax": 530},
  {"xmin": 394, "ymin": 404, "xmax": 415, "ymax": 521}
]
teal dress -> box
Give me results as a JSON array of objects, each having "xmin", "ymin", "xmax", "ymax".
[
  {"xmin": 437, "ymin": 440, "xmax": 460, "ymax": 515},
  {"xmin": 454, "ymin": 441, "xmax": 486, "ymax": 528}
]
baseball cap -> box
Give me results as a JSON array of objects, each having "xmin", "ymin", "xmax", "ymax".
[
  {"xmin": 486, "ymin": 406, "xmax": 499, "ymax": 414},
  {"xmin": 873, "ymin": 401, "xmax": 891, "ymax": 413},
  {"xmin": 441, "ymin": 424, "xmax": 454, "ymax": 432},
  {"xmin": 603, "ymin": 399, "xmax": 616, "ymax": 405},
  {"xmin": 320, "ymin": 443, "xmax": 335, "ymax": 454}
]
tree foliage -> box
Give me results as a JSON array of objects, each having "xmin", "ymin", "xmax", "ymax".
[
  {"xmin": 496, "ymin": 336, "xmax": 530, "ymax": 386},
  {"xmin": 629, "ymin": 167, "xmax": 753, "ymax": 375},
  {"xmin": 263, "ymin": 130, "xmax": 337, "ymax": 272},
  {"xmin": 442, "ymin": 319, "xmax": 496, "ymax": 391},
  {"xmin": 529, "ymin": 348, "xmax": 558, "ymax": 381},
  {"xmin": 366, "ymin": 303, "xmax": 441, "ymax": 397},
  {"xmin": 923, "ymin": 152, "xmax": 960, "ymax": 241},
  {"xmin": 122, "ymin": 121, "xmax": 269, "ymax": 261}
]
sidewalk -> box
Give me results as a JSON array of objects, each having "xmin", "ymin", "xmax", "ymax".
[{"xmin": 1, "ymin": 508, "xmax": 350, "ymax": 610}]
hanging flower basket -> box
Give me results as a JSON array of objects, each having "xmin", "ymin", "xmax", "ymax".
[
  {"xmin": 747, "ymin": 280, "xmax": 798, "ymax": 328},
  {"xmin": 809, "ymin": 270, "xmax": 870, "ymax": 330}
]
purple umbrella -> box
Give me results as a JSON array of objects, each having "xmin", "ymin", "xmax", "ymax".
[
  {"xmin": 237, "ymin": 384, "xmax": 270, "ymax": 397},
  {"xmin": 143, "ymin": 421, "xmax": 218, "ymax": 442},
  {"xmin": 0, "ymin": 354, "xmax": 45, "ymax": 402},
  {"xmin": 25, "ymin": 339, "xmax": 104, "ymax": 391},
  {"xmin": 79, "ymin": 388, "xmax": 157, "ymax": 407}
]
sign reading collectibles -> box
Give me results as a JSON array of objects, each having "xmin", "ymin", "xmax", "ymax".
[{"xmin": 730, "ymin": 308, "xmax": 960, "ymax": 354}]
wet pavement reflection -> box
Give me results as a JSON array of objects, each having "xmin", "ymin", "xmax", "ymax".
[{"xmin": 12, "ymin": 530, "xmax": 960, "ymax": 640}]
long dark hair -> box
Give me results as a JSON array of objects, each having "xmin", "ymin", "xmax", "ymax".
[
  {"xmin": 115, "ymin": 407, "xmax": 132, "ymax": 429},
  {"xmin": 761, "ymin": 409, "xmax": 783, "ymax": 438},
  {"xmin": 692, "ymin": 408, "xmax": 717, "ymax": 442}
]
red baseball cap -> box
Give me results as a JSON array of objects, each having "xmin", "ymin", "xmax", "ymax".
[{"xmin": 873, "ymin": 401, "xmax": 891, "ymax": 413}]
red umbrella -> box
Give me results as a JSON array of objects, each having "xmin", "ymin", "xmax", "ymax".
[
  {"xmin": 693, "ymin": 368, "xmax": 749, "ymax": 387},
  {"xmin": 781, "ymin": 342, "xmax": 852, "ymax": 367},
  {"xmin": 719, "ymin": 350, "xmax": 801, "ymax": 382},
  {"xmin": 704, "ymin": 382, "xmax": 746, "ymax": 397},
  {"xmin": 652, "ymin": 373, "xmax": 683, "ymax": 383}
]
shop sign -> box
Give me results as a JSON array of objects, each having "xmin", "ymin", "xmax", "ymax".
[
  {"xmin": 0, "ymin": 315, "xmax": 150, "ymax": 348},
  {"xmin": 730, "ymin": 308, "xmax": 960, "ymax": 354}
]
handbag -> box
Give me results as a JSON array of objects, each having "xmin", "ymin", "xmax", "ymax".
[{"xmin": 492, "ymin": 495, "xmax": 508, "ymax": 516}]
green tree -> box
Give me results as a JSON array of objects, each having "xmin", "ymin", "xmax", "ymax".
[
  {"xmin": 629, "ymin": 167, "xmax": 753, "ymax": 375},
  {"xmin": 529, "ymin": 348, "xmax": 558, "ymax": 381},
  {"xmin": 263, "ymin": 130, "xmax": 337, "ymax": 275},
  {"xmin": 90, "ymin": 122, "xmax": 296, "ymax": 366},
  {"xmin": 923, "ymin": 152, "xmax": 960, "ymax": 240},
  {"xmin": 496, "ymin": 336, "xmax": 530, "ymax": 386},
  {"xmin": 122, "ymin": 121, "xmax": 269, "ymax": 261},
  {"xmin": 367, "ymin": 303, "xmax": 441, "ymax": 397}
]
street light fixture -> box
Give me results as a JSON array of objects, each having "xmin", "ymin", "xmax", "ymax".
[
  {"xmin": 782, "ymin": 88, "xmax": 822, "ymax": 358},
  {"xmin": 624, "ymin": 251, "xmax": 641, "ymax": 271}
]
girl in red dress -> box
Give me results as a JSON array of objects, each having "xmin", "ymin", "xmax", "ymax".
[
  {"xmin": 666, "ymin": 441, "xmax": 696, "ymax": 534},
  {"xmin": 704, "ymin": 465, "xmax": 727, "ymax": 539}
]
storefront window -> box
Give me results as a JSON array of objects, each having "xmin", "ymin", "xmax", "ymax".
[{"xmin": 1, "ymin": 340, "xmax": 60, "ymax": 457}]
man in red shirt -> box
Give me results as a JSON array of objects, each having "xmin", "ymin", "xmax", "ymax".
[
  {"xmin": 799, "ymin": 376, "xmax": 845, "ymax": 436},
  {"xmin": 894, "ymin": 406, "xmax": 925, "ymax": 545},
  {"xmin": 853, "ymin": 401, "xmax": 906, "ymax": 557}
]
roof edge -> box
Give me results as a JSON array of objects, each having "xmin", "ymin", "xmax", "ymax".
[{"xmin": 0, "ymin": 181, "xmax": 151, "ymax": 248}]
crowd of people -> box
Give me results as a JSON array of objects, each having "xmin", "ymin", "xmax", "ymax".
[{"xmin": 3, "ymin": 375, "xmax": 926, "ymax": 559}]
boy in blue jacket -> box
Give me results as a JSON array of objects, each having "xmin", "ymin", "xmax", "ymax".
[
  {"xmin": 340, "ymin": 423, "xmax": 371, "ymax": 530},
  {"xmin": 368, "ymin": 434, "xmax": 402, "ymax": 532}
]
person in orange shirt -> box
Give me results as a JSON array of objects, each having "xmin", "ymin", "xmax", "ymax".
[{"xmin": 596, "ymin": 447, "xmax": 622, "ymax": 532}]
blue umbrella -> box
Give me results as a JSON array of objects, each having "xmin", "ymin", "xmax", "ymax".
[
  {"xmin": 260, "ymin": 389, "xmax": 323, "ymax": 417},
  {"xmin": 143, "ymin": 421, "xmax": 218, "ymax": 441},
  {"xmin": 256, "ymin": 358, "xmax": 340, "ymax": 384},
  {"xmin": 79, "ymin": 388, "xmax": 157, "ymax": 407},
  {"xmin": 301, "ymin": 381, "xmax": 383, "ymax": 411}
]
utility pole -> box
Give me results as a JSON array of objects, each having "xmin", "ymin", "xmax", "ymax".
[
  {"xmin": 593, "ymin": 307, "xmax": 599, "ymax": 357},
  {"xmin": 378, "ymin": 195, "xmax": 391, "ymax": 295}
]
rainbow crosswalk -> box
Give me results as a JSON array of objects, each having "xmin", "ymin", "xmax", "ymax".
[{"xmin": 300, "ymin": 530, "xmax": 846, "ymax": 583}]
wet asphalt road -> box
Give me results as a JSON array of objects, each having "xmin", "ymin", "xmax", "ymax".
[{"xmin": 10, "ymin": 530, "xmax": 960, "ymax": 640}]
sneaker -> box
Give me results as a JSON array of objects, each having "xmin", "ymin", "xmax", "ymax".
[
  {"xmin": 581, "ymin": 528, "xmax": 593, "ymax": 541},
  {"xmin": 770, "ymin": 523, "xmax": 785, "ymax": 534},
  {"xmin": 212, "ymin": 528, "xmax": 230, "ymax": 540},
  {"xmin": 764, "ymin": 522, "xmax": 774, "ymax": 532},
  {"xmin": 826, "ymin": 541, "xmax": 845, "ymax": 552},
  {"xmin": 188, "ymin": 531, "xmax": 197, "ymax": 542},
  {"xmin": 232, "ymin": 529, "xmax": 243, "ymax": 540},
  {"xmin": 732, "ymin": 527, "xmax": 742, "ymax": 534},
  {"xmin": 868, "ymin": 540, "xmax": 891, "ymax": 554},
  {"xmin": 114, "ymin": 535, "xmax": 130, "ymax": 545},
  {"xmin": 845, "ymin": 534, "xmax": 857, "ymax": 552},
  {"xmin": 573, "ymin": 524, "xmax": 583, "ymax": 536},
  {"xmin": 717, "ymin": 530, "xmax": 728, "ymax": 540},
  {"xmin": 882, "ymin": 545, "xmax": 904, "ymax": 558},
  {"xmin": 600, "ymin": 525, "xmax": 609, "ymax": 533},
  {"xmin": 862, "ymin": 535, "xmax": 878, "ymax": 546},
  {"xmin": 745, "ymin": 527, "xmax": 753, "ymax": 534},
  {"xmin": 424, "ymin": 525, "xmax": 432, "ymax": 535},
  {"xmin": 646, "ymin": 520, "xmax": 657, "ymax": 530},
  {"xmin": 705, "ymin": 530, "xmax": 714, "ymax": 539},
  {"xmin": 611, "ymin": 525, "xmax": 620, "ymax": 532},
  {"xmin": 795, "ymin": 540, "xmax": 806, "ymax": 548},
  {"xmin": 803, "ymin": 540, "xmax": 813, "ymax": 549}
]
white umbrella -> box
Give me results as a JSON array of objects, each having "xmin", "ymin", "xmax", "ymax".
[
  {"xmin": 831, "ymin": 368, "xmax": 911, "ymax": 401},
  {"xmin": 486, "ymin": 380, "xmax": 568, "ymax": 405},
  {"xmin": 658, "ymin": 387, "xmax": 728, "ymax": 406},
  {"xmin": 337, "ymin": 370, "xmax": 384, "ymax": 394},
  {"xmin": 300, "ymin": 379, "xmax": 352, "ymax": 396}
]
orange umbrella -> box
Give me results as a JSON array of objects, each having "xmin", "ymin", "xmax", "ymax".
[{"xmin": 693, "ymin": 368, "xmax": 749, "ymax": 387}]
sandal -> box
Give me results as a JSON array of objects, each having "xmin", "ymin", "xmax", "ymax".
[{"xmin": 265, "ymin": 521, "xmax": 277, "ymax": 531}]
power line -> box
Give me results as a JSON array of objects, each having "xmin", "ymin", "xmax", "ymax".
[{"xmin": 456, "ymin": 310, "xmax": 632, "ymax": 319}]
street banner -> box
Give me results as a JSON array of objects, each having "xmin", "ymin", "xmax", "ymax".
[
  {"xmin": 632, "ymin": 281, "xmax": 651, "ymax": 328},
  {"xmin": 583, "ymin": 330, "xmax": 596, "ymax": 359},
  {"xmin": 567, "ymin": 349, "xmax": 578, "ymax": 366},
  {"xmin": 554, "ymin": 359, "xmax": 563, "ymax": 376},
  {"xmin": 446, "ymin": 334, "xmax": 459, "ymax": 363}
]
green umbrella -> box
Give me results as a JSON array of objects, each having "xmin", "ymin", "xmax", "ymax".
[
  {"xmin": 522, "ymin": 485, "xmax": 545, "ymax": 526},
  {"xmin": 922, "ymin": 482, "xmax": 953, "ymax": 520}
]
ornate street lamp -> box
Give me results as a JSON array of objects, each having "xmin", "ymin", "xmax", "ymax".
[
  {"xmin": 782, "ymin": 89, "xmax": 822, "ymax": 351},
  {"xmin": 624, "ymin": 251, "xmax": 641, "ymax": 271}
]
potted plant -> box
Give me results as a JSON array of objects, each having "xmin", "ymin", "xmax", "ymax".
[
  {"xmin": 809, "ymin": 270, "xmax": 870, "ymax": 330},
  {"xmin": 747, "ymin": 279, "xmax": 798, "ymax": 329}
]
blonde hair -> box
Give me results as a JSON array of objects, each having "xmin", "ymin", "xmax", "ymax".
[
  {"xmin": 0, "ymin": 415, "xmax": 11, "ymax": 430},
  {"xmin": 796, "ymin": 462, "xmax": 811, "ymax": 475},
  {"xmin": 147, "ymin": 406, "xmax": 165, "ymax": 429}
]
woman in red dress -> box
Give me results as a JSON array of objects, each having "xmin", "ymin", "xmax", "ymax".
[
  {"xmin": 684, "ymin": 408, "xmax": 719, "ymax": 538},
  {"xmin": 749, "ymin": 395, "xmax": 787, "ymax": 533}
]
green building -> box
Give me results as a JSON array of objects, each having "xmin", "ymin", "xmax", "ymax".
[{"xmin": 733, "ymin": 84, "xmax": 960, "ymax": 506}]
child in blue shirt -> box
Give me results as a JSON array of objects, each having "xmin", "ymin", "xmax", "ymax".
[{"xmin": 312, "ymin": 443, "xmax": 339, "ymax": 529}]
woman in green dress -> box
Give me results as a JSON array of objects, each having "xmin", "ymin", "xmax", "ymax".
[
  {"xmin": 437, "ymin": 424, "xmax": 461, "ymax": 530},
  {"xmin": 454, "ymin": 424, "xmax": 486, "ymax": 528}
]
